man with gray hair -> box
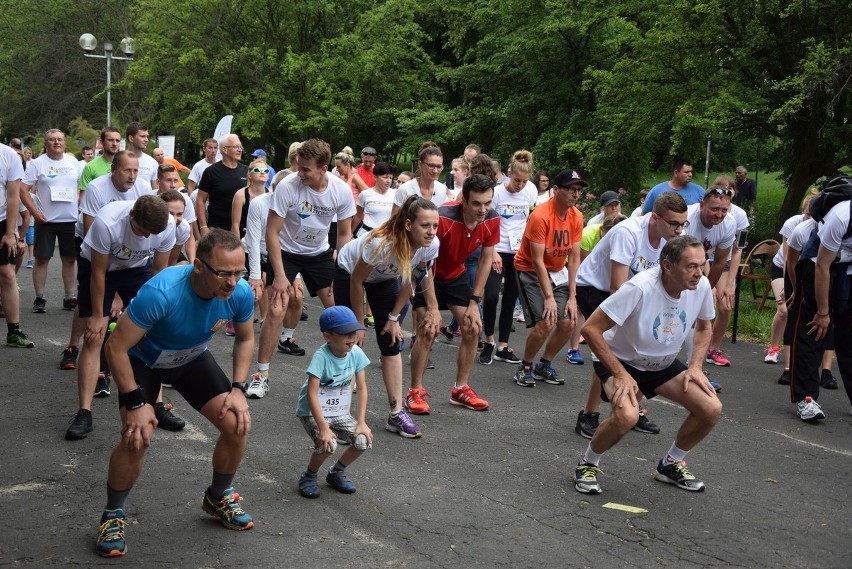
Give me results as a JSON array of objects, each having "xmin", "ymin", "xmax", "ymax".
[
  {"xmin": 574, "ymin": 235, "xmax": 721, "ymax": 495},
  {"xmin": 195, "ymin": 134, "xmax": 248, "ymax": 235}
]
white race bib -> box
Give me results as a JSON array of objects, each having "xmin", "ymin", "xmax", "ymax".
[
  {"xmin": 294, "ymin": 225, "xmax": 326, "ymax": 245},
  {"xmin": 629, "ymin": 351, "xmax": 677, "ymax": 371},
  {"xmin": 549, "ymin": 266, "xmax": 569, "ymax": 287},
  {"xmin": 152, "ymin": 344, "xmax": 208, "ymax": 369},
  {"xmin": 319, "ymin": 383, "xmax": 352, "ymax": 417},
  {"xmin": 50, "ymin": 186, "xmax": 75, "ymax": 203},
  {"xmin": 508, "ymin": 228, "xmax": 524, "ymax": 251}
]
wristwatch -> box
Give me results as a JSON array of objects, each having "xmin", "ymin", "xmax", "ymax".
[
  {"xmin": 231, "ymin": 381, "xmax": 248, "ymax": 393},
  {"xmin": 387, "ymin": 313, "xmax": 400, "ymax": 322},
  {"xmin": 470, "ymin": 295, "xmax": 482, "ymax": 304}
]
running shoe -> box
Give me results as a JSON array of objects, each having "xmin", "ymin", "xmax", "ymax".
[
  {"xmin": 632, "ymin": 409, "xmax": 660, "ymax": 434},
  {"xmin": 450, "ymin": 384, "xmax": 489, "ymax": 411},
  {"xmin": 386, "ymin": 409, "xmax": 422, "ymax": 438},
  {"xmin": 300, "ymin": 307, "xmax": 309, "ymax": 321},
  {"xmin": 533, "ymin": 362, "xmax": 563, "ymax": 385},
  {"xmin": 513, "ymin": 365, "xmax": 535, "ymax": 387},
  {"xmin": 298, "ymin": 472, "xmax": 320, "ymax": 499},
  {"xmin": 96, "ymin": 508, "xmax": 127, "ymax": 557},
  {"xmin": 32, "ymin": 297, "xmax": 46, "ymax": 313},
  {"xmin": 326, "ymin": 470, "xmax": 357, "ymax": 494},
  {"xmin": 62, "ymin": 296, "xmax": 77, "ymax": 311},
  {"xmin": 513, "ymin": 305, "xmax": 525, "ymax": 322},
  {"xmin": 764, "ymin": 346, "xmax": 780, "ymax": 364},
  {"xmin": 94, "ymin": 372, "xmax": 111, "ymax": 398},
  {"xmin": 202, "ymin": 487, "xmax": 254, "ymax": 530},
  {"xmin": 821, "ymin": 369, "xmax": 838, "ymax": 390},
  {"xmin": 364, "ymin": 315, "xmax": 375, "ymax": 328},
  {"xmin": 709, "ymin": 380, "xmax": 722, "ymax": 393},
  {"xmin": 574, "ymin": 463, "xmax": 603, "ymax": 495},
  {"xmin": 494, "ymin": 347, "xmax": 520, "ymax": 364},
  {"xmin": 6, "ymin": 329, "xmax": 34, "ymax": 348},
  {"xmin": 479, "ymin": 342, "xmax": 494, "ymax": 365},
  {"xmin": 439, "ymin": 326, "xmax": 456, "ymax": 343},
  {"xmin": 246, "ymin": 373, "xmax": 269, "ymax": 399},
  {"xmin": 60, "ymin": 346, "xmax": 79, "ymax": 370},
  {"xmin": 796, "ymin": 396, "xmax": 826, "ymax": 422},
  {"xmin": 705, "ymin": 349, "xmax": 731, "ymax": 366},
  {"xmin": 225, "ymin": 320, "xmax": 236, "ymax": 336},
  {"xmin": 26, "ymin": 259, "xmax": 34, "ymax": 269},
  {"xmin": 654, "ymin": 460, "xmax": 705, "ymax": 492},
  {"xmin": 154, "ymin": 402, "xmax": 185, "ymax": 431},
  {"xmin": 277, "ymin": 338, "xmax": 306, "ymax": 355},
  {"xmin": 427, "ymin": 358, "xmax": 435, "ymax": 369},
  {"xmin": 65, "ymin": 409, "xmax": 93, "ymax": 440},
  {"xmin": 566, "ymin": 348, "xmax": 584, "ymax": 365},
  {"xmin": 777, "ymin": 369, "xmax": 791, "ymax": 385},
  {"xmin": 575, "ymin": 410, "xmax": 600, "ymax": 439},
  {"xmin": 405, "ymin": 388, "xmax": 432, "ymax": 415}
]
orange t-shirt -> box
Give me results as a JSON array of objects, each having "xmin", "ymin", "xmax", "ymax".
[{"xmin": 514, "ymin": 199, "xmax": 583, "ymax": 273}]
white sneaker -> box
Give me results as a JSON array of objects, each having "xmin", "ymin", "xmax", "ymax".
[
  {"xmin": 764, "ymin": 346, "xmax": 780, "ymax": 364},
  {"xmin": 246, "ymin": 373, "xmax": 269, "ymax": 399},
  {"xmin": 796, "ymin": 396, "xmax": 825, "ymax": 422},
  {"xmin": 513, "ymin": 306, "xmax": 525, "ymax": 322}
]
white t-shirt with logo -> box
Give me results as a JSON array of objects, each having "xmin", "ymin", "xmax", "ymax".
[
  {"xmin": 337, "ymin": 231, "xmax": 440, "ymax": 283},
  {"xmin": 684, "ymin": 203, "xmax": 736, "ymax": 262},
  {"xmin": 600, "ymin": 267, "xmax": 715, "ymax": 371},
  {"xmin": 393, "ymin": 178, "xmax": 450, "ymax": 208},
  {"xmin": 81, "ymin": 200, "xmax": 176, "ymax": 271},
  {"xmin": 78, "ymin": 175, "xmax": 156, "ymax": 237},
  {"xmin": 0, "ymin": 144, "xmax": 25, "ymax": 222},
  {"xmin": 136, "ymin": 153, "xmax": 159, "ymax": 186},
  {"xmin": 816, "ymin": 201, "xmax": 852, "ymax": 266},
  {"xmin": 356, "ymin": 187, "xmax": 397, "ymax": 233},
  {"xmin": 271, "ymin": 173, "xmax": 356, "ymax": 256},
  {"xmin": 21, "ymin": 153, "xmax": 80, "ymax": 223},
  {"xmin": 493, "ymin": 182, "xmax": 537, "ymax": 253},
  {"xmin": 245, "ymin": 192, "xmax": 274, "ymax": 280},
  {"xmin": 576, "ymin": 213, "xmax": 663, "ymax": 291},
  {"xmin": 773, "ymin": 214, "xmax": 807, "ymax": 269}
]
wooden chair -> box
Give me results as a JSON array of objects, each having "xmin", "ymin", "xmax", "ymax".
[{"xmin": 738, "ymin": 239, "xmax": 780, "ymax": 312}]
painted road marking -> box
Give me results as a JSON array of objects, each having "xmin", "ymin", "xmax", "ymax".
[{"xmin": 603, "ymin": 502, "xmax": 648, "ymax": 514}]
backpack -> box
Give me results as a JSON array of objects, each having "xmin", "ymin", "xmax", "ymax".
[{"xmin": 807, "ymin": 175, "xmax": 852, "ymax": 238}]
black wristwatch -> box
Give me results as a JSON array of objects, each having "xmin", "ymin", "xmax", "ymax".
[
  {"xmin": 470, "ymin": 295, "xmax": 482, "ymax": 304},
  {"xmin": 231, "ymin": 381, "xmax": 248, "ymax": 393}
]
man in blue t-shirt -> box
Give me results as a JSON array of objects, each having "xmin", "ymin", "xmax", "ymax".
[
  {"xmin": 93, "ymin": 230, "xmax": 258, "ymax": 558},
  {"xmin": 641, "ymin": 158, "xmax": 705, "ymax": 214}
]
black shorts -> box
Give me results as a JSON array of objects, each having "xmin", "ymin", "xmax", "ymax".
[
  {"xmin": 770, "ymin": 263, "xmax": 783, "ymax": 281},
  {"xmin": 576, "ymin": 285, "xmax": 610, "ymax": 319},
  {"xmin": 412, "ymin": 272, "xmax": 470, "ymax": 310},
  {"xmin": 334, "ymin": 267, "xmax": 402, "ymax": 356},
  {"xmin": 77, "ymin": 258, "xmax": 151, "ymax": 318},
  {"xmin": 281, "ymin": 248, "xmax": 335, "ymax": 296},
  {"xmin": 593, "ymin": 359, "xmax": 688, "ymax": 401},
  {"xmin": 34, "ymin": 221, "xmax": 77, "ymax": 259},
  {"xmin": 127, "ymin": 350, "xmax": 231, "ymax": 412},
  {"xmin": 0, "ymin": 220, "xmax": 16, "ymax": 265}
]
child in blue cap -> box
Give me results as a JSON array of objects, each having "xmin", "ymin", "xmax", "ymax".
[{"xmin": 296, "ymin": 306, "xmax": 372, "ymax": 498}]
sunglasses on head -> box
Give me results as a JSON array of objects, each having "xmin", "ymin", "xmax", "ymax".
[{"xmin": 707, "ymin": 187, "xmax": 733, "ymax": 198}]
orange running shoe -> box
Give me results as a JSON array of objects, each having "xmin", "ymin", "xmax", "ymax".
[
  {"xmin": 450, "ymin": 384, "xmax": 489, "ymax": 411},
  {"xmin": 405, "ymin": 388, "xmax": 432, "ymax": 415}
]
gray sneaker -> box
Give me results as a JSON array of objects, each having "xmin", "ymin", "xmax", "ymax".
[
  {"xmin": 575, "ymin": 463, "xmax": 603, "ymax": 494},
  {"xmin": 654, "ymin": 460, "xmax": 705, "ymax": 492},
  {"xmin": 796, "ymin": 396, "xmax": 826, "ymax": 422},
  {"xmin": 533, "ymin": 362, "xmax": 563, "ymax": 385}
]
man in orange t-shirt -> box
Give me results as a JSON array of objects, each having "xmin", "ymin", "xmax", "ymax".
[
  {"xmin": 153, "ymin": 148, "xmax": 190, "ymax": 189},
  {"xmin": 513, "ymin": 168, "xmax": 586, "ymax": 387}
]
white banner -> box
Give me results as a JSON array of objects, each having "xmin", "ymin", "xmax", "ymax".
[{"xmin": 213, "ymin": 115, "xmax": 234, "ymax": 161}]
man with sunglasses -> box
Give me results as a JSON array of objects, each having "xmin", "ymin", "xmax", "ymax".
[
  {"xmin": 512, "ymin": 169, "xmax": 585, "ymax": 389},
  {"xmin": 641, "ymin": 157, "xmax": 705, "ymax": 214},
  {"xmin": 356, "ymin": 146, "xmax": 377, "ymax": 188},
  {"xmin": 196, "ymin": 134, "xmax": 248, "ymax": 236},
  {"xmin": 94, "ymin": 229, "xmax": 257, "ymax": 557},
  {"xmin": 573, "ymin": 192, "xmax": 689, "ymax": 438}
]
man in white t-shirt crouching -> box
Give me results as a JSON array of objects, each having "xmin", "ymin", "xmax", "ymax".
[{"xmin": 573, "ymin": 235, "xmax": 722, "ymax": 495}]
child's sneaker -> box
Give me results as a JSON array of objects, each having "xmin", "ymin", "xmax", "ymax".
[
  {"xmin": 298, "ymin": 472, "xmax": 320, "ymax": 499},
  {"xmin": 201, "ymin": 487, "xmax": 254, "ymax": 530},
  {"xmin": 450, "ymin": 384, "xmax": 489, "ymax": 411},
  {"xmin": 326, "ymin": 470, "xmax": 357, "ymax": 494}
]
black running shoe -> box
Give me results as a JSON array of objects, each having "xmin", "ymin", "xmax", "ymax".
[
  {"xmin": 65, "ymin": 409, "xmax": 93, "ymax": 440},
  {"xmin": 479, "ymin": 342, "xmax": 494, "ymax": 365},
  {"xmin": 632, "ymin": 409, "xmax": 660, "ymax": 434},
  {"xmin": 32, "ymin": 297, "xmax": 46, "ymax": 313},
  {"xmin": 820, "ymin": 369, "xmax": 838, "ymax": 390},
  {"xmin": 155, "ymin": 402, "xmax": 186, "ymax": 431},
  {"xmin": 654, "ymin": 459, "xmax": 705, "ymax": 491},
  {"xmin": 60, "ymin": 346, "xmax": 79, "ymax": 370},
  {"xmin": 277, "ymin": 338, "xmax": 306, "ymax": 355},
  {"xmin": 575, "ymin": 410, "xmax": 600, "ymax": 439},
  {"xmin": 94, "ymin": 372, "xmax": 111, "ymax": 398},
  {"xmin": 777, "ymin": 369, "xmax": 790, "ymax": 385}
]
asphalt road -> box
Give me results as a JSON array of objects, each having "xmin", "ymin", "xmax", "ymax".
[{"xmin": 1, "ymin": 258, "xmax": 850, "ymax": 568}]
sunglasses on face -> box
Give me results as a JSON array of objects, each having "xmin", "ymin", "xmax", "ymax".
[
  {"xmin": 251, "ymin": 167, "xmax": 269, "ymax": 174},
  {"xmin": 362, "ymin": 152, "xmax": 376, "ymax": 157}
]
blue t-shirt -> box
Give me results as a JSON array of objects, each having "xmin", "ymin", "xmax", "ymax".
[
  {"xmin": 126, "ymin": 264, "xmax": 254, "ymax": 367},
  {"xmin": 296, "ymin": 344, "xmax": 370, "ymax": 417},
  {"xmin": 641, "ymin": 181, "xmax": 705, "ymax": 214}
]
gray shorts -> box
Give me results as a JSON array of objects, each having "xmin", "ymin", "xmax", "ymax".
[
  {"xmin": 516, "ymin": 270, "xmax": 571, "ymax": 328},
  {"xmin": 299, "ymin": 414, "xmax": 371, "ymax": 451}
]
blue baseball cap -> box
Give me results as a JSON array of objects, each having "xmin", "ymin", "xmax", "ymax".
[{"xmin": 319, "ymin": 306, "xmax": 366, "ymax": 334}]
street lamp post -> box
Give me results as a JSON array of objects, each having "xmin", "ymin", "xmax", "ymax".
[{"xmin": 79, "ymin": 34, "xmax": 135, "ymax": 127}]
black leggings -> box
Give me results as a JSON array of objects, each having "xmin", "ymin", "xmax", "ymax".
[
  {"xmin": 333, "ymin": 267, "xmax": 402, "ymax": 356},
  {"xmin": 482, "ymin": 251, "xmax": 520, "ymax": 343}
]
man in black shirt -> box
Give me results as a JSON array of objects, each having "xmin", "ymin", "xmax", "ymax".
[
  {"xmin": 733, "ymin": 166, "xmax": 756, "ymax": 206},
  {"xmin": 196, "ymin": 135, "xmax": 248, "ymax": 234}
]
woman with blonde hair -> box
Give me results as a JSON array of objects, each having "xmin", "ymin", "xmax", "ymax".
[{"xmin": 334, "ymin": 151, "xmax": 368, "ymax": 203}]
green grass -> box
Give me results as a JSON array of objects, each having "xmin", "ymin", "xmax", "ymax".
[{"xmin": 729, "ymin": 293, "xmax": 774, "ymax": 345}]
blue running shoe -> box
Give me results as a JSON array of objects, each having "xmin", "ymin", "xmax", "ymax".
[
  {"xmin": 96, "ymin": 509, "xmax": 127, "ymax": 557},
  {"xmin": 566, "ymin": 348, "xmax": 584, "ymax": 365},
  {"xmin": 534, "ymin": 362, "xmax": 564, "ymax": 385},
  {"xmin": 202, "ymin": 487, "xmax": 254, "ymax": 530}
]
